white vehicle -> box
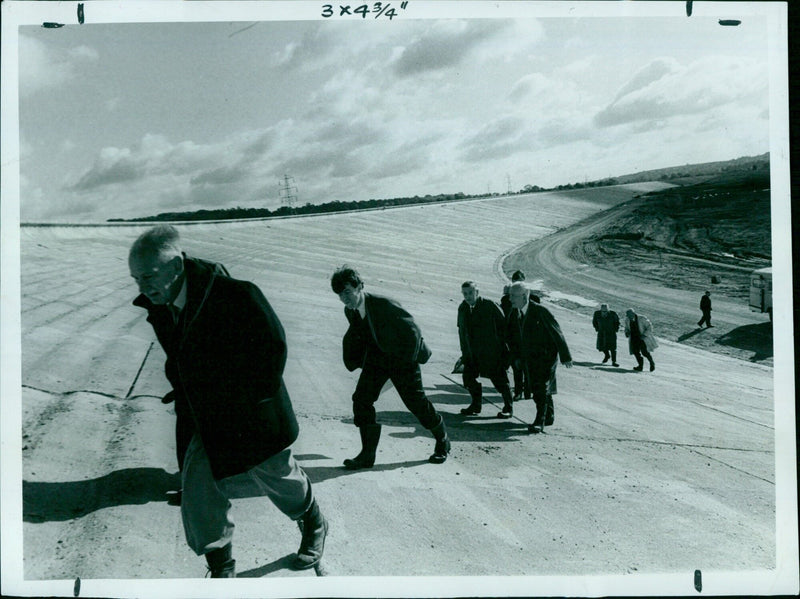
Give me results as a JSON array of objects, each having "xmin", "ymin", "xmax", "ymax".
[{"xmin": 748, "ymin": 267, "xmax": 772, "ymax": 320}]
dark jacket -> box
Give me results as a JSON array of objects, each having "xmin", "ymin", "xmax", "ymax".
[
  {"xmin": 592, "ymin": 310, "xmax": 620, "ymax": 352},
  {"xmin": 457, "ymin": 297, "xmax": 509, "ymax": 374},
  {"xmin": 133, "ymin": 257, "xmax": 299, "ymax": 480},
  {"xmin": 342, "ymin": 292, "xmax": 431, "ymax": 371},
  {"xmin": 506, "ymin": 301, "xmax": 572, "ymax": 366},
  {"xmin": 700, "ymin": 294, "xmax": 712, "ymax": 312}
]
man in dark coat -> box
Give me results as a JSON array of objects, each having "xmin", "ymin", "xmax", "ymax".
[
  {"xmin": 592, "ymin": 303, "xmax": 620, "ymax": 367},
  {"xmin": 331, "ymin": 265, "xmax": 450, "ymax": 468},
  {"xmin": 129, "ymin": 225, "xmax": 326, "ymax": 577},
  {"xmin": 698, "ymin": 291, "xmax": 713, "ymax": 328},
  {"xmin": 457, "ymin": 281, "xmax": 515, "ymax": 418},
  {"xmin": 506, "ymin": 282, "xmax": 573, "ymax": 434},
  {"xmin": 500, "ymin": 270, "xmax": 531, "ymax": 400}
]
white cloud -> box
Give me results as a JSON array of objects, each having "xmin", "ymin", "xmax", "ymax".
[
  {"xmin": 19, "ymin": 35, "xmax": 99, "ymax": 97},
  {"xmin": 69, "ymin": 45, "xmax": 99, "ymax": 61},
  {"xmin": 391, "ymin": 19, "xmax": 511, "ymax": 77},
  {"xmin": 19, "ymin": 34, "xmax": 71, "ymax": 96},
  {"xmin": 594, "ymin": 55, "xmax": 768, "ymax": 127}
]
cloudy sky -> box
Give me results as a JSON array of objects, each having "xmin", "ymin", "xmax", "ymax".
[{"xmin": 14, "ymin": 3, "xmax": 775, "ymax": 222}]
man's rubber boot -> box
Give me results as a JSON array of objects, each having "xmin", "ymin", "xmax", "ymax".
[
  {"xmin": 205, "ymin": 543, "xmax": 236, "ymax": 578},
  {"xmin": 293, "ymin": 499, "xmax": 328, "ymax": 570},
  {"xmin": 461, "ymin": 383, "xmax": 482, "ymax": 415},
  {"xmin": 343, "ymin": 424, "xmax": 381, "ymax": 469},
  {"xmin": 429, "ymin": 420, "xmax": 450, "ymax": 464},
  {"xmin": 545, "ymin": 394, "xmax": 554, "ymax": 426}
]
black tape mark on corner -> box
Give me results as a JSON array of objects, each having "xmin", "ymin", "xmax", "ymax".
[
  {"xmin": 78, "ymin": 4, "xmax": 85, "ymax": 25},
  {"xmin": 694, "ymin": 569, "xmax": 702, "ymax": 592},
  {"xmin": 686, "ymin": 1, "xmax": 693, "ymax": 17},
  {"xmin": 74, "ymin": 576, "xmax": 81, "ymax": 597},
  {"xmin": 42, "ymin": 22, "xmax": 65, "ymax": 29}
]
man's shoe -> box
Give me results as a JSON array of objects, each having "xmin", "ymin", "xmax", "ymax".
[
  {"xmin": 602, "ymin": 355, "xmax": 609, "ymax": 364},
  {"xmin": 633, "ymin": 365, "xmax": 643, "ymax": 371},
  {"xmin": 293, "ymin": 499, "xmax": 328, "ymax": 570},
  {"xmin": 205, "ymin": 544, "xmax": 236, "ymax": 578},
  {"xmin": 497, "ymin": 405, "xmax": 513, "ymax": 419},
  {"xmin": 429, "ymin": 435, "xmax": 450, "ymax": 464},
  {"xmin": 460, "ymin": 404, "xmax": 481, "ymax": 415},
  {"xmin": 206, "ymin": 561, "xmax": 236, "ymax": 578},
  {"xmin": 707, "ymin": 325, "xmax": 713, "ymax": 328},
  {"xmin": 612, "ymin": 362, "xmax": 619, "ymax": 367},
  {"xmin": 528, "ymin": 422, "xmax": 544, "ymax": 434},
  {"xmin": 649, "ymin": 362, "xmax": 656, "ymax": 372}
]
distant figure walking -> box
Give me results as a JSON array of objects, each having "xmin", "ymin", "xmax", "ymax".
[
  {"xmin": 331, "ymin": 265, "xmax": 450, "ymax": 467},
  {"xmin": 506, "ymin": 282, "xmax": 573, "ymax": 434},
  {"xmin": 128, "ymin": 225, "xmax": 326, "ymax": 577},
  {"xmin": 592, "ymin": 303, "xmax": 620, "ymax": 367},
  {"xmin": 457, "ymin": 281, "xmax": 514, "ymax": 419},
  {"xmin": 624, "ymin": 308, "xmax": 658, "ymax": 372},
  {"xmin": 698, "ymin": 291, "xmax": 713, "ymax": 328}
]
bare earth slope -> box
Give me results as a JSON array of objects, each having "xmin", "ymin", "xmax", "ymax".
[
  {"xmin": 16, "ymin": 185, "xmax": 775, "ymax": 594},
  {"xmin": 503, "ymin": 178, "xmax": 773, "ymax": 366}
]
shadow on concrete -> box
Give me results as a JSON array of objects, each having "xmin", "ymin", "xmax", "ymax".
[
  {"xmin": 677, "ymin": 327, "xmax": 707, "ymax": 342},
  {"xmin": 293, "ymin": 453, "xmax": 332, "ymax": 461},
  {"xmin": 301, "ymin": 459, "xmax": 432, "ymax": 484},
  {"xmin": 238, "ymin": 554, "xmax": 296, "ymax": 578},
  {"xmin": 23, "ymin": 467, "xmax": 180, "ymax": 522},
  {"xmin": 715, "ymin": 322, "xmax": 773, "ymax": 361}
]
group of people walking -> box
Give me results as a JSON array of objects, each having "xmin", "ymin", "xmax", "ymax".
[
  {"xmin": 457, "ymin": 276, "xmax": 572, "ymax": 434},
  {"xmin": 592, "ymin": 303, "xmax": 658, "ymax": 372},
  {"xmin": 127, "ymin": 225, "xmax": 665, "ymax": 578}
]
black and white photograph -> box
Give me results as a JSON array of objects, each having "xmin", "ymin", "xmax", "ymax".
[{"xmin": 1, "ymin": 1, "xmax": 796, "ymax": 598}]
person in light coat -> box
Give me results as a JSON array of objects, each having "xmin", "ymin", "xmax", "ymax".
[{"xmin": 624, "ymin": 308, "xmax": 658, "ymax": 372}]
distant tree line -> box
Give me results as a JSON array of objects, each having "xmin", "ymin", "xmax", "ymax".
[
  {"xmin": 108, "ymin": 192, "xmax": 472, "ymax": 222},
  {"xmin": 108, "ymin": 153, "xmax": 769, "ymax": 223}
]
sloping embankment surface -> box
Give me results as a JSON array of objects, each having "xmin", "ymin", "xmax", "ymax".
[{"xmin": 14, "ymin": 185, "xmax": 775, "ymax": 592}]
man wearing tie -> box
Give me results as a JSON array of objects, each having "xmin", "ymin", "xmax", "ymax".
[
  {"xmin": 331, "ymin": 265, "xmax": 450, "ymax": 468},
  {"xmin": 457, "ymin": 281, "xmax": 514, "ymax": 419},
  {"xmin": 506, "ymin": 282, "xmax": 573, "ymax": 434},
  {"xmin": 129, "ymin": 225, "xmax": 327, "ymax": 577}
]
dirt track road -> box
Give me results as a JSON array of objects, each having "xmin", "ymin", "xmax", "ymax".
[
  {"xmin": 9, "ymin": 185, "xmax": 784, "ymax": 597},
  {"xmin": 504, "ymin": 193, "xmax": 773, "ymax": 365}
]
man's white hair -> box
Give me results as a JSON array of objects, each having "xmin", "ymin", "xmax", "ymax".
[
  {"xmin": 129, "ymin": 225, "xmax": 183, "ymax": 263},
  {"xmin": 509, "ymin": 281, "xmax": 529, "ymax": 295}
]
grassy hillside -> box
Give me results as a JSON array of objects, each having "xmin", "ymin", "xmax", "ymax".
[{"xmin": 574, "ymin": 165, "xmax": 772, "ymax": 300}]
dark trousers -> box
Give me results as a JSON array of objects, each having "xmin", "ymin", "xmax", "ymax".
[
  {"xmin": 602, "ymin": 348, "xmax": 617, "ymax": 362},
  {"xmin": 632, "ymin": 340, "xmax": 654, "ymax": 367},
  {"xmin": 524, "ymin": 355, "xmax": 557, "ymax": 424},
  {"xmin": 698, "ymin": 309, "xmax": 712, "ymax": 327},
  {"xmin": 462, "ymin": 362, "xmax": 513, "ymax": 407},
  {"xmin": 352, "ymin": 359, "xmax": 441, "ymax": 430},
  {"xmin": 511, "ymin": 362, "xmax": 531, "ymax": 398}
]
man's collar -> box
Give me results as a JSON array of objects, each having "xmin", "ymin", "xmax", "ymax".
[
  {"xmin": 356, "ymin": 293, "xmax": 366, "ymax": 319},
  {"xmin": 172, "ymin": 276, "xmax": 188, "ymax": 311}
]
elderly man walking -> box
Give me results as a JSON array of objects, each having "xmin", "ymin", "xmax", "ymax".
[
  {"xmin": 624, "ymin": 308, "xmax": 658, "ymax": 371},
  {"xmin": 129, "ymin": 225, "xmax": 327, "ymax": 577},
  {"xmin": 457, "ymin": 281, "xmax": 515, "ymax": 419},
  {"xmin": 592, "ymin": 303, "xmax": 620, "ymax": 367},
  {"xmin": 506, "ymin": 283, "xmax": 573, "ymax": 434}
]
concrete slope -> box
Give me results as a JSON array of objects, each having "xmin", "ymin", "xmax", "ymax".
[{"xmin": 18, "ymin": 186, "xmax": 775, "ymax": 589}]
